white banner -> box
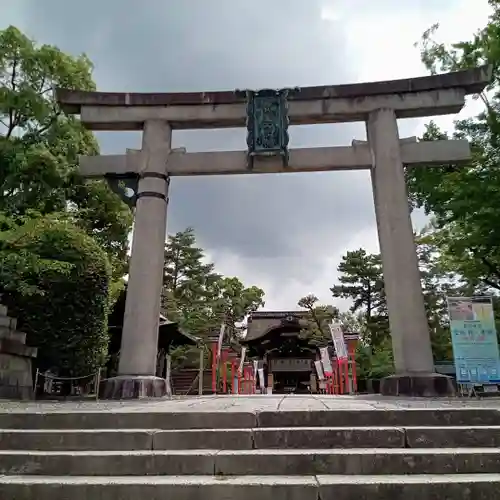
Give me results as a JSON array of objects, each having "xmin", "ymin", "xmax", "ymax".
[
  {"xmin": 320, "ymin": 347, "xmax": 333, "ymax": 376},
  {"xmin": 258, "ymin": 367, "xmax": 265, "ymax": 391},
  {"xmin": 253, "ymin": 360, "xmax": 258, "ymax": 391},
  {"xmin": 216, "ymin": 322, "xmax": 226, "ymax": 360},
  {"xmin": 329, "ymin": 322, "xmax": 348, "ymax": 360},
  {"xmin": 314, "ymin": 360, "xmax": 325, "ymax": 380},
  {"xmin": 238, "ymin": 346, "xmax": 247, "ymax": 374}
]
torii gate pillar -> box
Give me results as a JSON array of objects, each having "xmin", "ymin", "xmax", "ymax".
[
  {"xmin": 367, "ymin": 109, "xmax": 454, "ymax": 396},
  {"xmin": 102, "ymin": 120, "xmax": 172, "ymax": 399}
]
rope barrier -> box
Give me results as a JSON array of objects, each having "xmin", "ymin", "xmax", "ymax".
[
  {"xmin": 183, "ymin": 372, "xmax": 200, "ymax": 396},
  {"xmin": 37, "ymin": 372, "xmax": 97, "ymax": 381},
  {"xmin": 34, "ymin": 368, "xmax": 101, "ymax": 401}
]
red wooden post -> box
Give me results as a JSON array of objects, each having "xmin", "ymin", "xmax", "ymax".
[
  {"xmin": 242, "ymin": 366, "xmax": 248, "ymax": 394},
  {"xmin": 347, "ymin": 343, "xmax": 358, "ymax": 394},
  {"xmin": 211, "ymin": 341, "xmax": 217, "ymax": 394},
  {"xmin": 222, "ymin": 349, "xmax": 227, "ymax": 394},
  {"xmin": 345, "ymin": 335, "xmax": 359, "ymax": 394},
  {"xmin": 350, "ymin": 353, "xmax": 358, "ymax": 393},
  {"xmin": 230, "ymin": 359, "xmax": 236, "ymax": 394},
  {"xmin": 333, "ymin": 358, "xmax": 341, "ymax": 395},
  {"xmin": 245, "ymin": 366, "xmax": 250, "ymax": 394}
]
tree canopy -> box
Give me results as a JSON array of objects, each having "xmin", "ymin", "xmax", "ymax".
[
  {"xmin": 0, "ymin": 25, "xmax": 132, "ymax": 280},
  {"xmin": 0, "ymin": 26, "xmax": 132, "ymax": 376},
  {"xmin": 406, "ymin": 3, "xmax": 500, "ymax": 292},
  {"xmin": 0, "ymin": 214, "xmax": 111, "ymax": 375},
  {"xmin": 162, "ymin": 228, "xmax": 265, "ymax": 366}
]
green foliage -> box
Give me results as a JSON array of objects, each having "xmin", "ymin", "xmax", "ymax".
[
  {"xmin": 0, "ymin": 26, "xmax": 130, "ymax": 376},
  {"xmin": 355, "ymin": 340, "xmax": 395, "ymax": 380},
  {"xmin": 297, "ymin": 294, "xmax": 337, "ymax": 347},
  {"xmin": 407, "ymin": 8, "xmax": 500, "ymax": 290},
  {"xmin": 0, "ymin": 25, "xmax": 132, "ymax": 280},
  {"xmin": 0, "ymin": 214, "xmax": 111, "ymax": 376},
  {"xmin": 162, "ymin": 228, "xmax": 265, "ymax": 366},
  {"xmin": 330, "ymin": 249, "xmax": 389, "ymax": 350},
  {"xmin": 330, "ymin": 241, "xmax": 476, "ymax": 376}
]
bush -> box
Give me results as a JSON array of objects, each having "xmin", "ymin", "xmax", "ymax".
[{"xmin": 0, "ymin": 214, "xmax": 111, "ymax": 376}]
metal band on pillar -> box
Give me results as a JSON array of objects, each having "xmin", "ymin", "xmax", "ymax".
[
  {"xmin": 136, "ymin": 191, "xmax": 168, "ymax": 201},
  {"xmin": 140, "ymin": 172, "xmax": 170, "ymax": 182},
  {"xmin": 136, "ymin": 172, "xmax": 170, "ymax": 202}
]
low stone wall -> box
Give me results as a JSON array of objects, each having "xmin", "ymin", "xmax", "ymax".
[{"xmin": 0, "ymin": 305, "xmax": 37, "ymax": 399}]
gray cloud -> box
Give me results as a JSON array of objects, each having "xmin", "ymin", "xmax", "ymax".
[{"xmin": 1, "ymin": 0, "xmax": 465, "ymax": 306}]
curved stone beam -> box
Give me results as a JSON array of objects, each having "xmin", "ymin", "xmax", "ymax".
[{"xmin": 55, "ymin": 66, "xmax": 492, "ymax": 131}]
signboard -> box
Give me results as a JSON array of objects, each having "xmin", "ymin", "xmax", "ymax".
[
  {"xmin": 329, "ymin": 322, "xmax": 348, "ymax": 360},
  {"xmin": 269, "ymin": 358, "xmax": 311, "ymax": 372},
  {"xmin": 446, "ymin": 296, "xmax": 500, "ymax": 384}
]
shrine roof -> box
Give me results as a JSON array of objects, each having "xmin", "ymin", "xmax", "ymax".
[
  {"xmin": 56, "ymin": 66, "xmax": 491, "ymax": 114},
  {"xmin": 242, "ymin": 310, "xmax": 308, "ymax": 344},
  {"xmin": 248, "ymin": 310, "xmax": 309, "ymax": 321}
]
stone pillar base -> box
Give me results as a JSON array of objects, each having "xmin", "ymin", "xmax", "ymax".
[
  {"xmin": 99, "ymin": 376, "xmax": 167, "ymax": 400},
  {"xmin": 380, "ymin": 373, "xmax": 456, "ymax": 397}
]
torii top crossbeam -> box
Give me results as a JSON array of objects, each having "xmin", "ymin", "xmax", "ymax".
[{"xmin": 56, "ymin": 66, "xmax": 491, "ymax": 130}]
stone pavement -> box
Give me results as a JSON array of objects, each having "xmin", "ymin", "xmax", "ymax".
[{"xmin": 2, "ymin": 393, "xmax": 500, "ymax": 413}]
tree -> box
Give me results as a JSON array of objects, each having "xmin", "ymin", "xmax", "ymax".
[
  {"xmin": 0, "ymin": 26, "xmax": 133, "ymax": 377},
  {"xmin": 416, "ymin": 229, "xmax": 460, "ymax": 361},
  {"xmin": 163, "ymin": 227, "xmax": 221, "ymax": 335},
  {"xmin": 330, "ymin": 249, "xmax": 389, "ymax": 350},
  {"xmin": 406, "ymin": 8, "xmax": 500, "ymax": 290},
  {"xmin": 331, "ymin": 243, "xmax": 462, "ymax": 364},
  {"xmin": 297, "ymin": 294, "xmax": 338, "ymax": 347},
  {"xmin": 0, "ymin": 214, "xmax": 111, "ymax": 376},
  {"xmin": 163, "ymin": 228, "xmax": 265, "ymax": 351},
  {"xmin": 0, "ymin": 25, "xmax": 132, "ymax": 281},
  {"xmin": 209, "ymin": 277, "xmax": 265, "ymax": 342}
]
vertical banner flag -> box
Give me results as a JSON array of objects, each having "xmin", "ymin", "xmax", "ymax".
[
  {"xmin": 238, "ymin": 346, "xmax": 247, "ymax": 374},
  {"xmin": 329, "ymin": 322, "xmax": 348, "ymax": 360},
  {"xmin": 257, "ymin": 367, "xmax": 265, "ymax": 392},
  {"xmin": 216, "ymin": 322, "xmax": 226, "ymax": 361},
  {"xmin": 446, "ymin": 296, "xmax": 500, "ymax": 384},
  {"xmin": 320, "ymin": 347, "xmax": 333, "ymax": 376},
  {"xmin": 314, "ymin": 360, "xmax": 326, "ymax": 380}
]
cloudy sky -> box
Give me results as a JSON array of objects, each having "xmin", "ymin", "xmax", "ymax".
[{"xmin": 1, "ymin": 0, "xmax": 491, "ymax": 311}]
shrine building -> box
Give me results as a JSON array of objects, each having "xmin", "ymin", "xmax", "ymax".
[{"xmin": 241, "ymin": 311, "xmax": 326, "ymax": 394}]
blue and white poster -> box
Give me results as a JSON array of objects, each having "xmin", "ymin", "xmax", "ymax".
[{"xmin": 446, "ymin": 296, "xmax": 500, "ymax": 384}]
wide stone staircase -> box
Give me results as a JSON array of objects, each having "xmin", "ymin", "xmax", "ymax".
[{"xmin": 1, "ymin": 405, "xmax": 500, "ymax": 498}]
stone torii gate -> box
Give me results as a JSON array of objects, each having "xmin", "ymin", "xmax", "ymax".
[{"xmin": 57, "ymin": 66, "xmax": 490, "ymax": 399}]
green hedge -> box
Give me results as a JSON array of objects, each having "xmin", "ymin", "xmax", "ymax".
[{"xmin": 0, "ymin": 215, "xmax": 111, "ymax": 376}]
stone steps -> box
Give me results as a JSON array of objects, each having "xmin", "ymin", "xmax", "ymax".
[
  {"xmin": 1, "ymin": 407, "xmax": 500, "ymax": 498},
  {"xmin": 1, "ymin": 408, "xmax": 499, "ymax": 428},
  {"xmin": 1, "ymin": 474, "xmax": 500, "ymax": 500},
  {"xmin": 3, "ymin": 425, "xmax": 500, "ymax": 450},
  {"xmin": 1, "ymin": 448, "xmax": 500, "ymax": 476}
]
